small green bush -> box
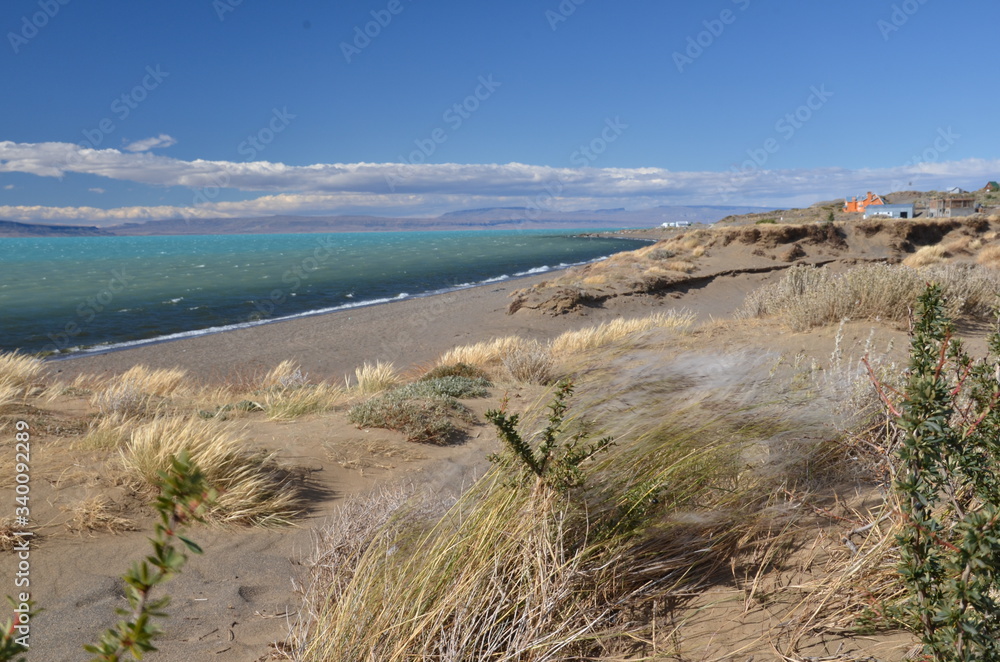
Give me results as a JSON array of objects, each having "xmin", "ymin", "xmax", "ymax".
[
  {"xmin": 348, "ymin": 391, "xmax": 474, "ymax": 444},
  {"xmin": 647, "ymin": 248, "xmax": 677, "ymax": 261},
  {"xmin": 420, "ymin": 363, "xmax": 490, "ymax": 382},
  {"xmin": 755, "ymin": 218, "xmax": 777, "ymax": 225},
  {"xmin": 348, "ymin": 376, "xmax": 488, "ymax": 444},
  {"xmin": 882, "ymin": 284, "xmax": 1000, "ymax": 661},
  {"xmin": 397, "ymin": 376, "xmax": 490, "ymax": 399},
  {"xmin": 487, "ymin": 380, "xmax": 613, "ymax": 493}
]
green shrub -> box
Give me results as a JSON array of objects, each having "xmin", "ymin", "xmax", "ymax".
[
  {"xmin": 348, "ymin": 376, "xmax": 488, "ymax": 444},
  {"xmin": 884, "ymin": 284, "xmax": 1000, "ymax": 660},
  {"xmin": 348, "ymin": 391, "xmax": 473, "ymax": 444},
  {"xmin": 647, "ymin": 248, "xmax": 677, "ymax": 260},
  {"xmin": 396, "ymin": 376, "xmax": 490, "ymax": 399},
  {"xmin": 419, "ymin": 362, "xmax": 490, "ymax": 382},
  {"xmin": 755, "ymin": 218, "xmax": 777, "ymax": 225},
  {"xmin": 486, "ymin": 379, "xmax": 613, "ymax": 492}
]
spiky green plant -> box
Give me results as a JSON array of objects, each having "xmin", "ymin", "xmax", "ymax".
[
  {"xmin": 486, "ymin": 379, "xmax": 613, "ymax": 492},
  {"xmin": 885, "ymin": 284, "xmax": 1000, "ymax": 661}
]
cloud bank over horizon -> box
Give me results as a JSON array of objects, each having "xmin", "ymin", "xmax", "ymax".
[{"xmin": 1, "ymin": 140, "xmax": 997, "ymax": 225}]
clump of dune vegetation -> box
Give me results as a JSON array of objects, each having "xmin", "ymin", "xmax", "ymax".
[
  {"xmin": 437, "ymin": 336, "xmax": 533, "ymax": 374},
  {"xmin": 0, "ymin": 352, "xmax": 43, "ymax": 409},
  {"xmin": 499, "ymin": 339, "xmax": 553, "ymax": 384},
  {"xmin": 0, "ymin": 352, "xmax": 43, "ymax": 393},
  {"xmin": 120, "ymin": 416, "xmax": 302, "ymax": 525},
  {"xmin": 347, "ymin": 361, "xmax": 400, "ymax": 394},
  {"xmin": 550, "ymin": 310, "xmax": 694, "ymax": 355},
  {"xmin": 347, "ymin": 375, "xmax": 488, "ymax": 444},
  {"xmin": 263, "ymin": 382, "xmax": 343, "ymax": 421},
  {"xmin": 976, "ymin": 244, "xmax": 1000, "ymax": 268}
]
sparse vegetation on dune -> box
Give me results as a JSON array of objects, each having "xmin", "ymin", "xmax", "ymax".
[
  {"xmin": 436, "ymin": 311, "xmax": 694, "ymax": 385},
  {"xmin": 976, "ymin": 244, "xmax": 1000, "ymax": 268},
  {"xmin": 293, "ymin": 339, "xmax": 842, "ymax": 661},
  {"xmin": 436, "ymin": 335, "xmax": 532, "ymax": 372},
  {"xmin": 739, "ymin": 261, "xmax": 1000, "ymax": 330}
]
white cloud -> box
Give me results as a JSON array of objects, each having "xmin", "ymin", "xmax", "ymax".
[
  {"xmin": 88, "ymin": 187, "xmax": 106, "ymax": 194},
  {"xmin": 0, "ymin": 140, "xmax": 997, "ymax": 224},
  {"xmin": 2, "ymin": 184, "xmax": 13, "ymax": 190},
  {"xmin": 123, "ymin": 134, "xmax": 177, "ymax": 153}
]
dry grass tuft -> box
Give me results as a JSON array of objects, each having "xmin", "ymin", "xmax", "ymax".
[
  {"xmin": 116, "ymin": 365, "xmax": 188, "ymax": 396},
  {"xmin": 348, "ymin": 361, "xmax": 400, "ymax": 395},
  {"xmin": 65, "ymin": 496, "xmax": 137, "ymax": 535},
  {"xmin": 550, "ymin": 311, "xmax": 695, "ymax": 356},
  {"xmin": 438, "ymin": 336, "xmax": 552, "ymax": 384},
  {"xmin": 0, "ymin": 517, "xmax": 33, "ymax": 552},
  {"xmin": 500, "ymin": 339, "xmax": 553, "ymax": 384},
  {"xmin": 438, "ymin": 336, "xmax": 531, "ymax": 370},
  {"xmin": 264, "ymin": 383, "xmax": 343, "ymax": 421},
  {"xmin": 77, "ymin": 413, "xmax": 134, "ymax": 450},
  {"xmin": 121, "ymin": 416, "xmax": 302, "ymax": 525},
  {"xmin": 262, "ymin": 360, "xmax": 309, "ymax": 390},
  {"xmin": 0, "ymin": 352, "xmax": 43, "ymax": 394},
  {"xmin": 901, "ymin": 244, "xmax": 947, "ymax": 268},
  {"xmin": 976, "ymin": 244, "xmax": 1000, "ymax": 268},
  {"xmin": 90, "ymin": 380, "xmax": 152, "ymax": 418},
  {"xmin": 0, "ymin": 385, "xmax": 19, "ymax": 409}
]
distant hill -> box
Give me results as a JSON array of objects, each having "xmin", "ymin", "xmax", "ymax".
[
  {"xmin": 0, "ymin": 205, "xmax": 775, "ymax": 238},
  {"xmin": 0, "ymin": 220, "xmax": 114, "ymax": 238}
]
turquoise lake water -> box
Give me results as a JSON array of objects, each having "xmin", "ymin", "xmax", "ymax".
[{"xmin": 0, "ymin": 230, "xmax": 639, "ymax": 355}]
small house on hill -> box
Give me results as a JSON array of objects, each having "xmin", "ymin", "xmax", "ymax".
[
  {"xmin": 864, "ymin": 203, "xmax": 914, "ymax": 220},
  {"xmin": 945, "ymin": 186, "xmax": 969, "ymax": 195},
  {"xmin": 984, "ymin": 181, "xmax": 1000, "ymax": 193},
  {"xmin": 927, "ymin": 197, "xmax": 979, "ymax": 218},
  {"xmin": 844, "ymin": 192, "xmax": 884, "ymax": 213}
]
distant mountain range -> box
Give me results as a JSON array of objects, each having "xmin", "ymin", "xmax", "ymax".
[{"xmin": 0, "ymin": 205, "xmax": 776, "ymax": 238}]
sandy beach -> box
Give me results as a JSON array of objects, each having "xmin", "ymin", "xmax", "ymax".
[{"xmin": 44, "ymin": 271, "xmax": 646, "ymax": 384}]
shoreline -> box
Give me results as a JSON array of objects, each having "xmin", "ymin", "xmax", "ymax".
[{"xmin": 46, "ymin": 269, "xmax": 627, "ymax": 385}]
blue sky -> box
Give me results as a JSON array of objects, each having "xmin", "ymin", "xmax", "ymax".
[{"xmin": 1, "ymin": 0, "xmax": 998, "ymax": 224}]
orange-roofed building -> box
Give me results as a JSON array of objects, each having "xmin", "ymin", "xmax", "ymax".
[{"xmin": 844, "ymin": 192, "xmax": 885, "ymax": 213}]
